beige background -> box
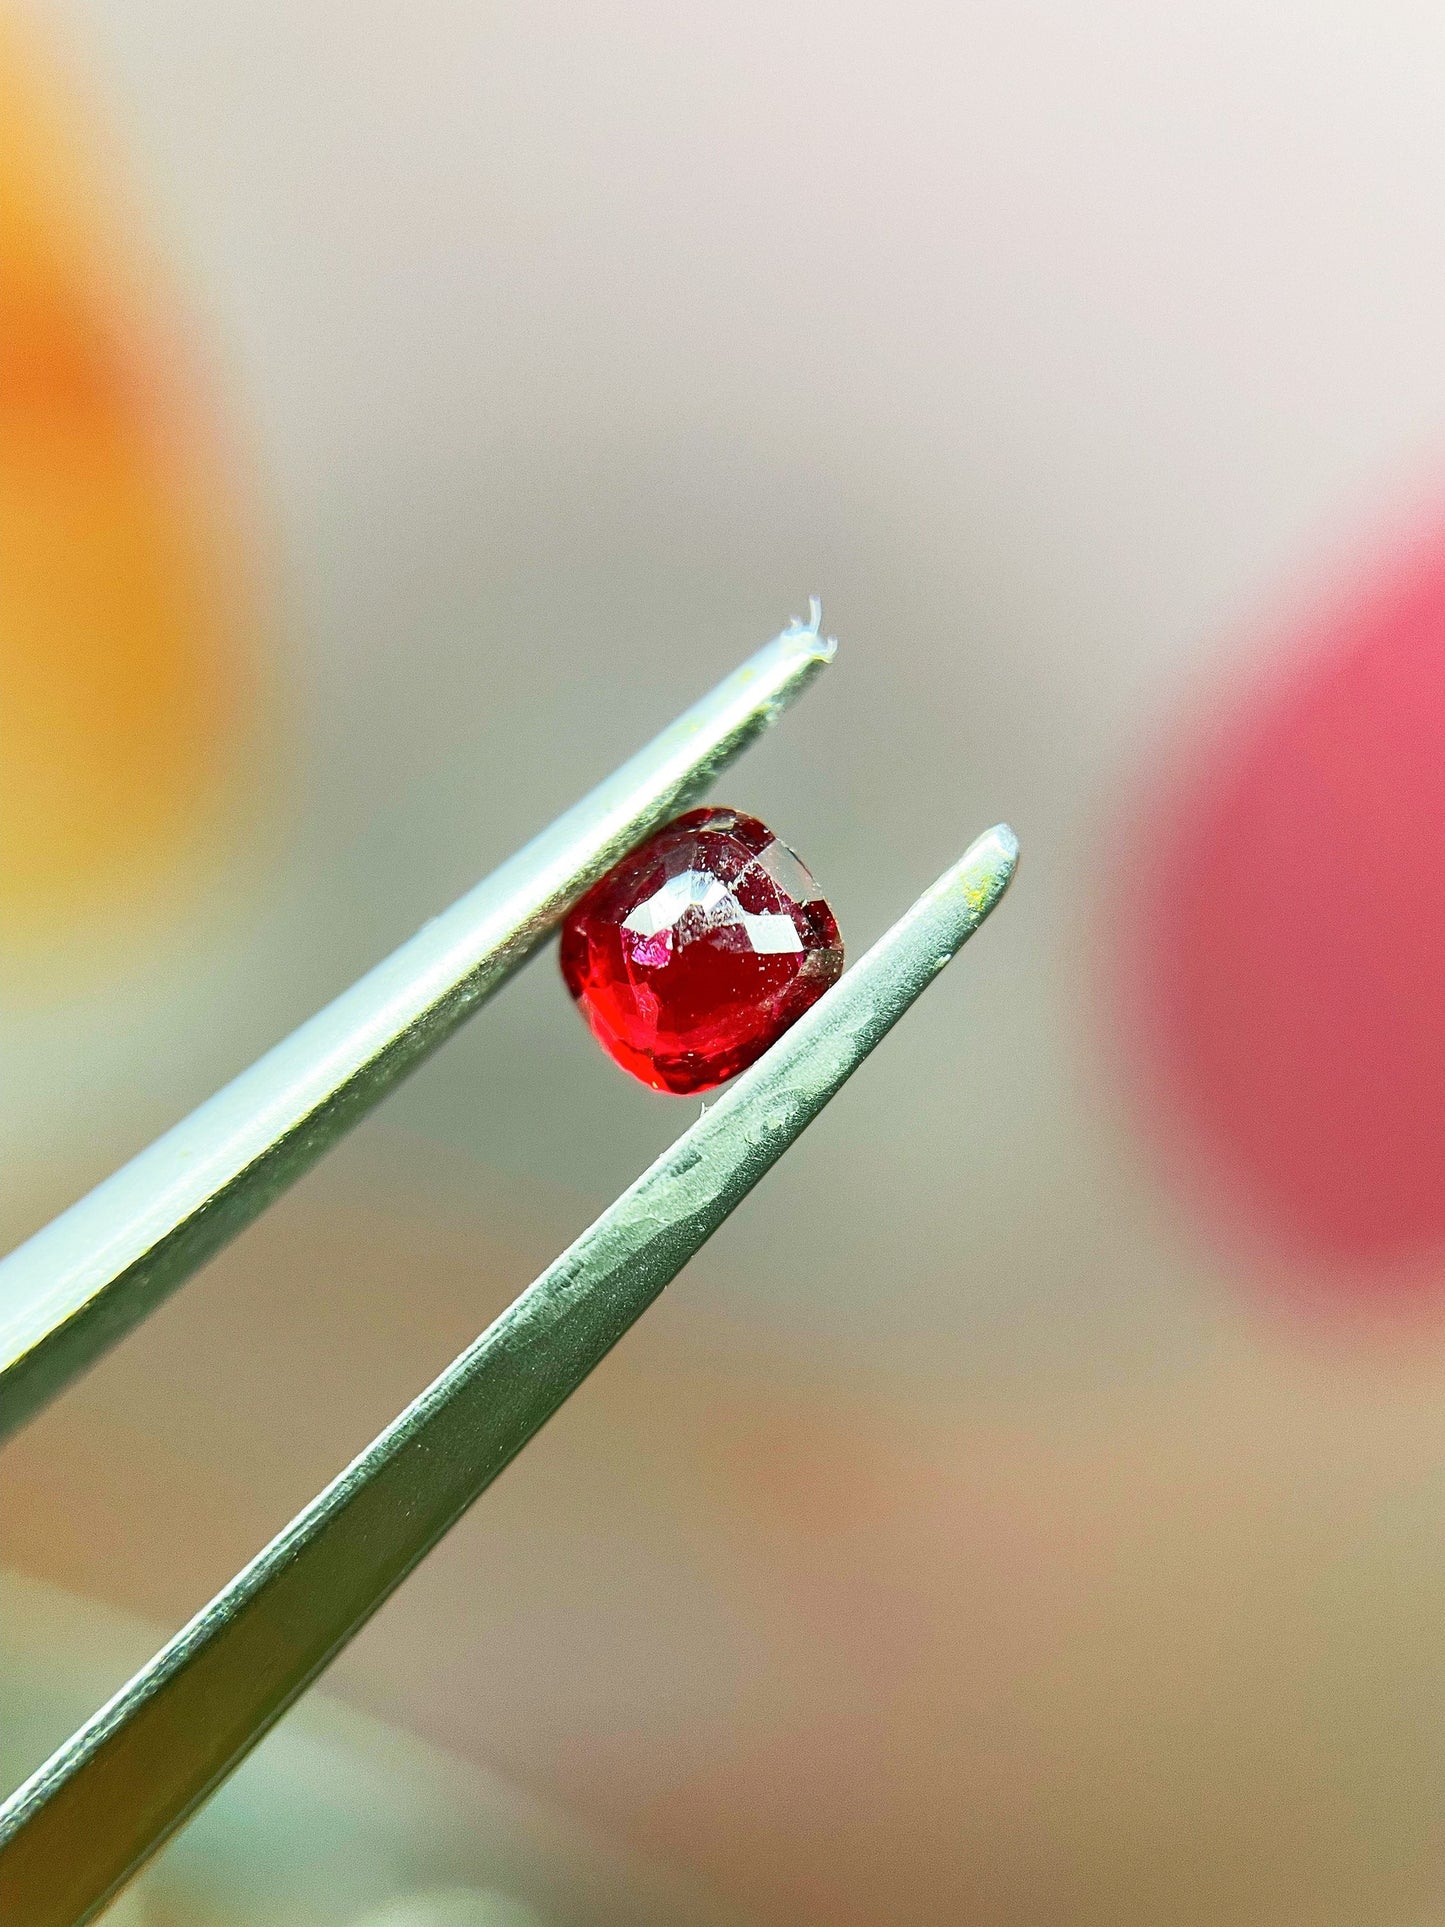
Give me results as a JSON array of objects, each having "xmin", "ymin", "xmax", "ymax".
[{"xmin": 7, "ymin": 3, "xmax": 1445, "ymax": 1922}]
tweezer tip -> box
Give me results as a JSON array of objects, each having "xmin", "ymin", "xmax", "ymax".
[
  {"xmin": 986, "ymin": 822, "xmax": 1021, "ymax": 868},
  {"xmin": 782, "ymin": 595, "xmax": 837, "ymax": 665},
  {"xmin": 958, "ymin": 822, "xmax": 1020, "ymax": 918}
]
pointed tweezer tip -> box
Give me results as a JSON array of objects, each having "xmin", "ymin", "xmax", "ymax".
[
  {"xmin": 781, "ymin": 595, "xmax": 837, "ymax": 666},
  {"xmin": 957, "ymin": 822, "xmax": 1020, "ymax": 922},
  {"xmin": 980, "ymin": 821, "xmax": 1020, "ymax": 872}
]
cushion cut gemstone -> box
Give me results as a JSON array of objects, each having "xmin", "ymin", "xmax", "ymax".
[{"xmin": 560, "ymin": 807, "xmax": 844, "ymax": 1093}]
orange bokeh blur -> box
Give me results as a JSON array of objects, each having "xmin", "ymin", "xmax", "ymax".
[{"xmin": 0, "ymin": 11, "xmax": 259, "ymax": 967}]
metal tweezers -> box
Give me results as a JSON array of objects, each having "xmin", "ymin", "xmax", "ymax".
[{"xmin": 0, "ymin": 608, "xmax": 1017, "ymax": 1927}]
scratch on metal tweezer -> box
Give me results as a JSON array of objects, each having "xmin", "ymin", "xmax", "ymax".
[
  {"xmin": 0, "ymin": 610, "xmax": 834, "ymax": 1441},
  {"xmin": 0, "ymin": 824, "xmax": 1018, "ymax": 1927}
]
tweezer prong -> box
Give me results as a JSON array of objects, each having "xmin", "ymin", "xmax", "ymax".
[
  {"xmin": 0, "ymin": 824, "xmax": 1018, "ymax": 1927},
  {"xmin": 0, "ymin": 612, "xmax": 834, "ymax": 1440}
]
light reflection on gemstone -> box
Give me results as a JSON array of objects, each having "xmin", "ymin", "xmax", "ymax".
[
  {"xmin": 622, "ymin": 869, "xmax": 804, "ymax": 959},
  {"xmin": 756, "ymin": 835, "xmax": 824, "ymax": 903},
  {"xmin": 627, "ymin": 930, "xmax": 673, "ymax": 969}
]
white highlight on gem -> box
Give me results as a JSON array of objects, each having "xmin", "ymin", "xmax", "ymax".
[{"xmin": 621, "ymin": 868, "xmax": 805, "ymax": 956}]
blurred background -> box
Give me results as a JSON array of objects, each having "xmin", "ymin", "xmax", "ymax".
[{"xmin": 6, "ymin": 1, "xmax": 1445, "ymax": 1921}]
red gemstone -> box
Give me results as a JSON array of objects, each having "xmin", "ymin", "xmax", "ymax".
[{"xmin": 560, "ymin": 807, "xmax": 844, "ymax": 1094}]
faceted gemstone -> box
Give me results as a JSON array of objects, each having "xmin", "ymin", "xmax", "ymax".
[{"xmin": 560, "ymin": 807, "xmax": 844, "ymax": 1094}]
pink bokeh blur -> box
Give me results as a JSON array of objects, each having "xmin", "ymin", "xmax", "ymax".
[{"xmin": 1131, "ymin": 511, "xmax": 1445, "ymax": 1294}]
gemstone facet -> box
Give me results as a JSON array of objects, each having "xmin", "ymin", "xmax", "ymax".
[{"xmin": 560, "ymin": 807, "xmax": 844, "ymax": 1093}]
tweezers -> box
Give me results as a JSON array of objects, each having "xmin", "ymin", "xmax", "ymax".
[{"xmin": 0, "ymin": 607, "xmax": 1018, "ymax": 1927}]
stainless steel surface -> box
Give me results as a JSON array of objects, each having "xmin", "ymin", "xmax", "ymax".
[
  {"xmin": 0, "ymin": 823, "xmax": 1018, "ymax": 1927},
  {"xmin": 0, "ymin": 612, "xmax": 834, "ymax": 1440}
]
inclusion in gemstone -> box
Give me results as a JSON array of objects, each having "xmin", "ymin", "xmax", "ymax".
[{"xmin": 560, "ymin": 807, "xmax": 844, "ymax": 1094}]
